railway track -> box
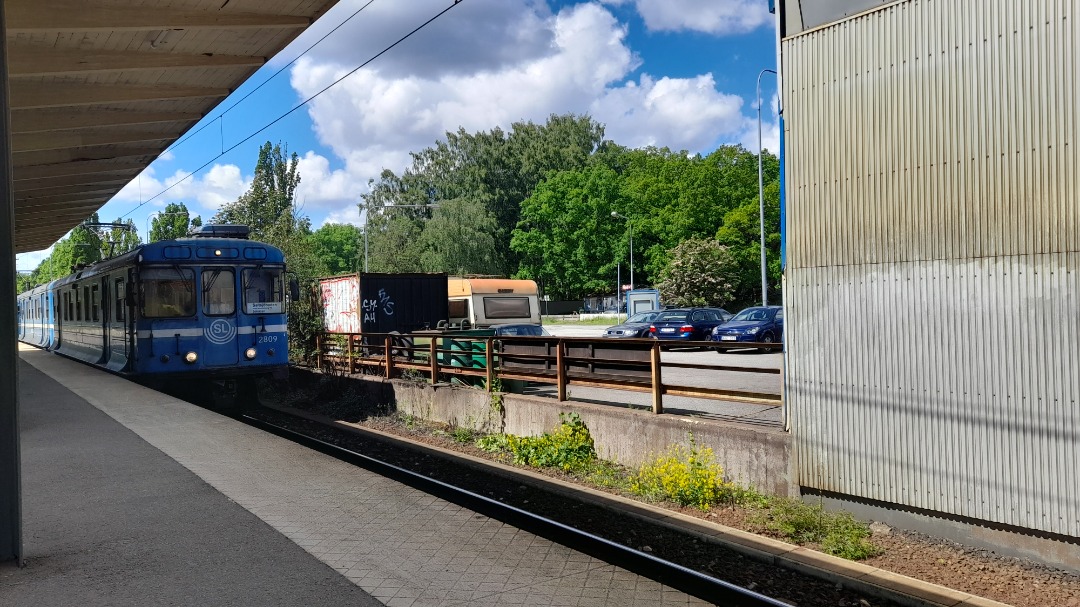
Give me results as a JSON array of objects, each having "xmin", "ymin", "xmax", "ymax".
[{"xmin": 237, "ymin": 405, "xmax": 887, "ymax": 607}]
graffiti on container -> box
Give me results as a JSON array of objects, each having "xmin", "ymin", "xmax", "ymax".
[{"xmin": 362, "ymin": 289, "xmax": 395, "ymax": 323}]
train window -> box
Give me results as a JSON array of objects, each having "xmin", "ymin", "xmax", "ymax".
[
  {"xmin": 91, "ymin": 285, "xmax": 100, "ymax": 321},
  {"xmin": 115, "ymin": 279, "xmax": 125, "ymax": 323},
  {"xmin": 63, "ymin": 292, "xmax": 70, "ymax": 321},
  {"xmin": 141, "ymin": 267, "xmax": 196, "ymax": 318},
  {"xmin": 75, "ymin": 288, "xmax": 82, "ymax": 321},
  {"xmin": 83, "ymin": 286, "xmax": 90, "ymax": 321},
  {"xmin": 202, "ymin": 268, "xmax": 235, "ymax": 316},
  {"xmin": 241, "ymin": 267, "xmax": 284, "ymax": 314}
]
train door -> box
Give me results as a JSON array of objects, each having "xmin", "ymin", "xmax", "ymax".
[
  {"xmin": 99, "ymin": 277, "xmax": 110, "ymax": 364},
  {"xmin": 201, "ymin": 267, "xmax": 239, "ymax": 366}
]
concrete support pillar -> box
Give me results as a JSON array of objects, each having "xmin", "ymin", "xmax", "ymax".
[{"xmin": 0, "ymin": 0, "xmax": 25, "ymax": 564}]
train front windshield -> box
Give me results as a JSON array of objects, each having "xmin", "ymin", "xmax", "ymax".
[
  {"xmin": 142, "ymin": 268, "xmax": 196, "ymax": 318},
  {"xmin": 242, "ymin": 267, "xmax": 285, "ymax": 314}
]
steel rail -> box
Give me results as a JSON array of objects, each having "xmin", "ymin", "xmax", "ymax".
[{"xmin": 241, "ymin": 412, "xmax": 792, "ymax": 607}]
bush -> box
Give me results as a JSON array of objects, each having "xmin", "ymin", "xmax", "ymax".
[
  {"xmin": 476, "ymin": 412, "xmax": 596, "ymax": 472},
  {"xmin": 631, "ymin": 436, "xmax": 741, "ymax": 511}
]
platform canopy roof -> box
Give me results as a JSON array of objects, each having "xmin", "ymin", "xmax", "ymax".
[{"xmin": 6, "ymin": 0, "xmax": 340, "ymax": 253}]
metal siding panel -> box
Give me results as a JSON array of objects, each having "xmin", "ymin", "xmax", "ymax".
[{"xmin": 784, "ymin": 0, "xmax": 1079, "ymax": 536}]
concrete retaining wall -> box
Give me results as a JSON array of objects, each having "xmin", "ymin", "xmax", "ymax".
[{"xmin": 383, "ymin": 377, "xmax": 795, "ymax": 497}]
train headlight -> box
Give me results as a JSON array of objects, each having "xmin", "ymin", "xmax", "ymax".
[
  {"xmin": 245, "ymin": 347, "xmax": 257, "ymax": 360},
  {"xmin": 184, "ymin": 351, "xmax": 198, "ymax": 364}
]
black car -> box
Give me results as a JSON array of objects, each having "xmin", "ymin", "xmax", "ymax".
[
  {"xmin": 648, "ymin": 307, "xmax": 733, "ymax": 341},
  {"xmin": 603, "ymin": 311, "xmax": 661, "ymax": 338}
]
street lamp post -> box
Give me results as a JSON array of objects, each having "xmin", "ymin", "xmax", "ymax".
[
  {"xmin": 757, "ymin": 68, "xmax": 777, "ymax": 307},
  {"xmin": 610, "ymin": 211, "xmax": 633, "ymax": 317},
  {"xmin": 610, "ymin": 211, "xmax": 632, "ymax": 287}
]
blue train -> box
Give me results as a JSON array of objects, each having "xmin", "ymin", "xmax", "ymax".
[{"xmin": 16, "ymin": 225, "xmax": 292, "ymax": 388}]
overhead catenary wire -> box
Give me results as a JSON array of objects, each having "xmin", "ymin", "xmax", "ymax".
[
  {"xmin": 126, "ymin": 0, "xmax": 464, "ymax": 218},
  {"xmin": 163, "ymin": 0, "xmax": 380, "ymax": 156}
]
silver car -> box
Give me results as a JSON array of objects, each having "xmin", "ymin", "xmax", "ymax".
[{"xmin": 603, "ymin": 311, "xmax": 661, "ymax": 338}]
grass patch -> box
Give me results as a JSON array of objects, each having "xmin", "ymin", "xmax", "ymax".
[
  {"xmin": 542, "ymin": 315, "xmax": 622, "ymax": 326},
  {"xmin": 747, "ymin": 497, "xmax": 882, "ymax": 560},
  {"xmin": 475, "ymin": 425, "xmax": 880, "ymax": 561}
]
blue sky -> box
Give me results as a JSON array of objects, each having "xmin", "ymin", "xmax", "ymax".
[{"xmin": 17, "ymin": 0, "xmax": 779, "ymax": 271}]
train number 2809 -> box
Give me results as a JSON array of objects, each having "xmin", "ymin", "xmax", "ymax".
[{"xmin": 257, "ymin": 335, "xmax": 279, "ymax": 343}]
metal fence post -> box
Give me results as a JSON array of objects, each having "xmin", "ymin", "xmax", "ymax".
[
  {"xmin": 485, "ymin": 338, "xmax": 494, "ymax": 392},
  {"xmin": 347, "ymin": 333, "xmax": 354, "ymax": 374},
  {"xmin": 429, "ymin": 338, "xmax": 439, "ymax": 384},
  {"xmin": 556, "ymin": 339, "xmax": 567, "ymax": 401},
  {"xmin": 384, "ymin": 335, "xmax": 394, "ymax": 379},
  {"xmin": 650, "ymin": 341, "xmax": 663, "ymax": 414}
]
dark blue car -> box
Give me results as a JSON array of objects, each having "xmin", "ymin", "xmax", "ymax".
[
  {"xmin": 648, "ymin": 307, "xmax": 732, "ymax": 341},
  {"xmin": 709, "ymin": 306, "xmax": 784, "ymax": 350}
]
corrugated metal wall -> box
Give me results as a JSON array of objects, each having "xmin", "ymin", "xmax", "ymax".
[{"xmin": 783, "ymin": 0, "xmax": 1080, "ymax": 536}]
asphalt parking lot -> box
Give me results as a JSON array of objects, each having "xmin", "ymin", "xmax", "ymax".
[{"xmin": 540, "ymin": 324, "xmax": 784, "ymax": 426}]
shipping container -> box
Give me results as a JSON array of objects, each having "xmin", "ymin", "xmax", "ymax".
[{"xmin": 319, "ymin": 273, "xmax": 448, "ymax": 334}]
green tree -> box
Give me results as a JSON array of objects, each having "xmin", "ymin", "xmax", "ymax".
[
  {"xmin": 310, "ymin": 222, "xmax": 362, "ymax": 275},
  {"xmin": 100, "ymin": 218, "xmax": 142, "ymax": 258},
  {"xmin": 419, "ymin": 198, "xmax": 499, "ymax": 275},
  {"xmin": 655, "ymin": 238, "xmax": 739, "ymax": 308},
  {"xmin": 213, "ymin": 141, "xmax": 303, "ymax": 242},
  {"xmin": 715, "ymin": 156, "xmax": 781, "ymax": 307},
  {"xmin": 70, "ymin": 214, "xmax": 103, "ymax": 268},
  {"xmin": 150, "ymin": 202, "xmax": 202, "ymax": 242},
  {"xmin": 511, "ymin": 164, "xmax": 626, "ymax": 299},
  {"xmin": 214, "ymin": 141, "xmax": 326, "ymax": 362},
  {"xmin": 362, "ymin": 113, "xmax": 604, "ymax": 275}
]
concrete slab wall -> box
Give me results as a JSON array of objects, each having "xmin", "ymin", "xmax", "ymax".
[{"xmin": 385, "ymin": 379, "xmax": 795, "ymax": 497}]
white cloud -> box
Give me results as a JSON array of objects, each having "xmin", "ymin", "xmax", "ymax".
[
  {"xmin": 126, "ymin": 2, "xmax": 770, "ymax": 229},
  {"xmin": 321, "ymin": 208, "xmax": 364, "ymax": 228},
  {"xmin": 16, "ymin": 246, "xmax": 54, "ymax": 272},
  {"xmin": 737, "ymin": 93, "xmax": 780, "ymax": 154},
  {"xmin": 592, "ymin": 73, "xmax": 745, "ymax": 150},
  {"xmin": 604, "ymin": 0, "xmax": 772, "ymax": 34},
  {"xmin": 112, "ymin": 164, "xmax": 250, "ymax": 218},
  {"xmin": 291, "ymin": 1, "xmax": 751, "ymax": 180},
  {"xmin": 276, "ymin": 0, "xmax": 555, "ymax": 79}
]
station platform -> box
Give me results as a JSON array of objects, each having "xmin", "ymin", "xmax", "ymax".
[{"xmin": 0, "ymin": 346, "xmax": 709, "ymax": 607}]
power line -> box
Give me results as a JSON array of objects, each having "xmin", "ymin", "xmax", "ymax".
[
  {"xmin": 126, "ymin": 0, "xmax": 465, "ymax": 218},
  {"xmin": 163, "ymin": 0, "xmax": 380, "ymax": 155}
]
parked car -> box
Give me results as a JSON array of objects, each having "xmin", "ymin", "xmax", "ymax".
[
  {"xmin": 491, "ymin": 323, "xmax": 551, "ymax": 336},
  {"xmin": 709, "ymin": 306, "xmax": 784, "ymax": 350},
  {"xmin": 603, "ymin": 311, "xmax": 661, "ymax": 338},
  {"xmin": 648, "ymin": 308, "xmax": 732, "ymax": 341}
]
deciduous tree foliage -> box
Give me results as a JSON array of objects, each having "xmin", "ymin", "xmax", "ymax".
[
  {"xmin": 213, "ymin": 141, "xmax": 326, "ymax": 362},
  {"xmin": 655, "ymin": 238, "xmax": 739, "ymax": 308},
  {"xmin": 149, "ymin": 202, "xmax": 202, "ymax": 242},
  {"xmin": 512, "ymin": 143, "xmax": 779, "ymax": 307},
  {"xmin": 213, "ymin": 141, "xmax": 305, "ymax": 243},
  {"xmin": 310, "ymin": 222, "xmax": 362, "ymax": 275},
  {"xmin": 362, "ymin": 114, "xmax": 604, "ymax": 275}
]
